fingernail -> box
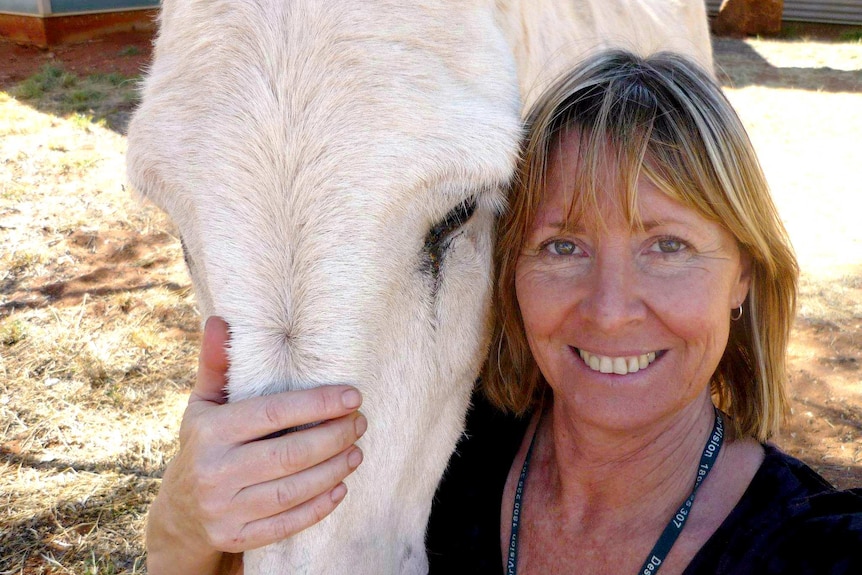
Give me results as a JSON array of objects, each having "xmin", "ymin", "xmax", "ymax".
[
  {"xmin": 342, "ymin": 388, "xmax": 361, "ymax": 409},
  {"xmin": 331, "ymin": 483, "xmax": 347, "ymax": 503},
  {"xmin": 347, "ymin": 447, "xmax": 363, "ymax": 469},
  {"xmin": 354, "ymin": 414, "xmax": 368, "ymax": 437}
]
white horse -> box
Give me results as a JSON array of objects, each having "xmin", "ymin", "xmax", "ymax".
[{"xmin": 126, "ymin": 1, "xmax": 712, "ymax": 573}]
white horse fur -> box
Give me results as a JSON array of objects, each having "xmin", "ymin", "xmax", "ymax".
[{"xmin": 126, "ymin": 1, "xmax": 712, "ymax": 573}]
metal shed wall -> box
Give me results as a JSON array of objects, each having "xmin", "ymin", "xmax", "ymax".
[
  {"xmin": 50, "ymin": 0, "xmax": 158, "ymax": 15},
  {"xmin": 0, "ymin": 0, "xmax": 44, "ymax": 14},
  {"xmin": 706, "ymin": 0, "xmax": 862, "ymax": 26},
  {"xmin": 0, "ymin": 0, "xmax": 157, "ymax": 16},
  {"xmin": 784, "ymin": 0, "xmax": 862, "ymax": 25}
]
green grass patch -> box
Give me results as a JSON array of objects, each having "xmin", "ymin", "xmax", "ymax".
[
  {"xmin": 838, "ymin": 28, "xmax": 862, "ymax": 43},
  {"xmin": 10, "ymin": 63, "xmax": 140, "ymax": 131},
  {"xmin": 13, "ymin": 64, "xmax": 78, "ymax": 99},
  {"xmin": 117, "ymin": 45, "xmax": 141, "ymax": 57},
  {"xmin": 0, "ymin": 318, "xmax": 28, "ymax": 346},
  {"xmin": 0, "ymin": 181, "xmax": 29, "ymax": 201},
  {"xmin": 773, "ymin": 23, "xmax": 862, "ymax": 43},
  {"xmin": 68, "ymin": 87, "xmax": 106, "ymax": 109},
  {"xmin": 776, "ymin": 23, "xmax": 803, "ymax": 39}
]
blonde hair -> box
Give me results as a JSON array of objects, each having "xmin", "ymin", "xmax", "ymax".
[{"xmin": 483, "ymin": 50, "xmax": 798, "ymax": 441}]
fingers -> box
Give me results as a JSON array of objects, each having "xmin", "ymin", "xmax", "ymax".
[
  {"xmin": 193, "ymin": 316, "xmax": 231, "ymax": 405},
  {"xmin": 219, "ymin": 385, "xmax": 363, "ymax": 444},
  {"xmin": 231, "ymin": 444, "xmax": 363, "ymax": 531},
  {"xmin": 225, "ymin": 481, "xmax": 352, "ymax": 553},
  {"xmin": 229, "ymin": 410, "xmax": 367, "ymax": 486},
  {"xmin": 161, "ymin": 316, "xmax": 369, "ymax": 556},
  {"xmin": 185, "ymin": 419, "xmax": 366, "ymax": 554},
  {"xmin": 161, "ymin": 407, "xmax": 367, "ymax": 555}
]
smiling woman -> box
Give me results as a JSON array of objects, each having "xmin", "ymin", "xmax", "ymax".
[
  {"xmin": 423, "ymin": 50, "xmax": 862, "ymax": 574},
  {"xmin": 486, "ymin": 51, "xmax": 798, "ymax": 443}
]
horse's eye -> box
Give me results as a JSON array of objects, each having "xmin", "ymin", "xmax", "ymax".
[{"xmin": 423, "ymin": 198, "xmax": 477, "ymax": 280}]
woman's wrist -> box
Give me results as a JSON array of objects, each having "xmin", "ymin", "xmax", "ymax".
[{"xmin": 146, "ymin": 488, "xmax": 230, "ymax": 575}]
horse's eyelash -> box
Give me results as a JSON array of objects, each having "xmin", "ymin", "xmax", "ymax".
[
  {"xmin": 423, "ymin": 197, "xmax": 477, "ymax": 282},
  {"xmin": 424, "ymin": 198, "xmax": 477, "ymax": 250}
]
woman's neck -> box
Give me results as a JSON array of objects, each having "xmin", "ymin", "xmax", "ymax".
[{"xmin": 537, "ymin": 395, "xmax": 718, "ymax": 526}]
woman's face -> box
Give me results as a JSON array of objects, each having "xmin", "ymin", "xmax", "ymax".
[{"xmin": 515, "ymin": 133, "xmax": 751, "ymax": 430}]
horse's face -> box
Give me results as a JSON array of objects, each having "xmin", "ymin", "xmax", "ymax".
[
  {"xmin": 127, "ymin": 0, "xmax": 522, "ymax": 404},
  {"xmin": 128, "ymin": 3, "xmax": 521, "ymax": 569}
]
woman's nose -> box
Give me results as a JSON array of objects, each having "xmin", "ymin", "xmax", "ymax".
[{"xmin": 579, "ymin": 253, "xmax": 646, "ymax": 332}]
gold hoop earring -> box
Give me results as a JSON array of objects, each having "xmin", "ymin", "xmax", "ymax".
[{"xmin": 731, "ymin": 305, "xmax": 743, "ymax": 321}]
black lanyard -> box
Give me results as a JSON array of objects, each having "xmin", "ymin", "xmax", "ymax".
[{"xmin": 506, "ymin": 408, "xmax": 725, "ymax": 575}]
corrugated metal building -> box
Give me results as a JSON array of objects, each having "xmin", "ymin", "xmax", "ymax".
[
  {"xmin": 0, "ymin": 0, "xmax": 158, "ymax": 16},
  {"xmin": 0, "ymin": 0, "xmax": 158, "ymax": 46},
  {"xmin": 706, "ymin": 0, "xmax": 862, "ymax": 26}
]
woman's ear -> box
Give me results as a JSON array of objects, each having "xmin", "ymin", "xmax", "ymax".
[{"xmin": 733, "ymin": 248, "xmax": 753, "ymax": 308}]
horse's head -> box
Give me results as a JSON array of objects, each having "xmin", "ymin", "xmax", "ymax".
[
  {"xmin": 128, "ymin": 0, "xmax": 521, "ymax": 400},
  {"xmin": 126, "ymin": 1, "xmax": 521, "ymax": 571}
]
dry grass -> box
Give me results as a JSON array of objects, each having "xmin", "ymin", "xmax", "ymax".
[
  {"xmin": 1, "ymin": 34, "xmax": 861, "ymax": 573},
  {"xmin": 1, "ymin": 78, "xmax": 198, "ymax": 573}
]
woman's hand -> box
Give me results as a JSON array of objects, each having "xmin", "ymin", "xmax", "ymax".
[{"xmin": 146, "ymin": 317, "xmax": 366, "ymax": 575}]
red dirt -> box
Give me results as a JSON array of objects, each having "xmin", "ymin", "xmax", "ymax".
[{"xmin": 0, "ymin": 29, "xmax": 154, "ymax": 88}]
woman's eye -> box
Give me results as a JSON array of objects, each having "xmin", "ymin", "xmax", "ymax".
[
  {"xmin": 652, "ymin": 237, "xmax": 686, "ymax": 254},
  {"xmin": 545, "ymin": 240, "xmax": 579, "ymax": 256}
]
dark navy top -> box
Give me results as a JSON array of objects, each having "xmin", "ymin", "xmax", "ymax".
[{"xmin": 426, "ymin": 394, "xmax": 862, "ymax": 574}]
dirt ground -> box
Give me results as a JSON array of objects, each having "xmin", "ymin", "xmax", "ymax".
[
  {"xmin": 0, "ymin": 24, "xmax": 860, "ymax": 572},
  {"xmin": 0, "ymin": 30, "xmax": 154, "ymax": 89}
]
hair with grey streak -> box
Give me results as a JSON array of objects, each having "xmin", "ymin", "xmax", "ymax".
[{"xmin": 485, "ymin": 50, "xmax": 799, "ymax": 442}]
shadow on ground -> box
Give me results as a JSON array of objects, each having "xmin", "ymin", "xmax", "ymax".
[{"xmin": 713, "ymin": 37, "xmax": 862, "ymax": 93}]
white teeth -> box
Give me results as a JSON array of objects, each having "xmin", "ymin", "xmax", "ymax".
[
  {"xmin": 578, "ymin": 349, "xmax": 659, "ymax": 375},
  {"xmin": 600, "ymin": 356, "xmax": 613, "ymax": 373}
]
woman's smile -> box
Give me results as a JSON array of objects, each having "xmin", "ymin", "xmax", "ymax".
[{"xmin": 573, "ymin": 347, "xmax": 663, "ymax": 375}]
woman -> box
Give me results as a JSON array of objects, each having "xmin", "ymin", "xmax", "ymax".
[
  {"xmin": 146, "ymin": 51, "xmax": 862, "ymax": 574},
  {"xmin": 426, "ymin": 50, "xmax": 862, "ymax": 574}
]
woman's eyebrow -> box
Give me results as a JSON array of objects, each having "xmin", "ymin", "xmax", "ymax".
[
  {"xmin": 541, "ymin": 219, "xmax": 586, "ymax": 233},
  {"xmin": 640, "ymin": 217, "xmax": 696, "ymax": 231}
]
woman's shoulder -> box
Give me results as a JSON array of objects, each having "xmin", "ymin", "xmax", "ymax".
[
  {"xmin": 758, "ymin": 444, "xmax": 862, "ymax": 553},
  {"xmin": 687, "ymin": 443, "xmax": 862, "ymax": 574},
  {"xmin": 750, "ymin": 444, "xmax": 862, "ymax": 572},
  {"xmin": 758, "ymin": 443, "xmax": 862, "ymax": 518}
]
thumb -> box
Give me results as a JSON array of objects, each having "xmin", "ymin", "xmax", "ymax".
[{"xmin": 191, "ymin": 316, "xmax": 231, "ymax": 405}]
